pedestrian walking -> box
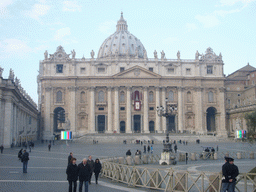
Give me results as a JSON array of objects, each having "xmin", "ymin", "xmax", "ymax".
[
  {"xmin": 78, "ymin": 158, "xmax": 90, "ymax": 192},
  {"xmin": 48, "ymin": 143, "xmax": 51, "ymax": 151},
  {"xmin": 87, "ymin": 155, "xmax": 94, "ymax": 184},
  {"xmin": 68, "ymin": 152, "xmax": 73, "ymax": 165},
  {"xmin": 94, "ymin": 159, "xmax": 102, "ymax": 184},
  {"xmin": 18, "ymin": 148, "xmax": 23, "ymax": 160},
  {"xmin": 66, "ymin": 157, "xmax": 79, "ymax": 192},
  {"xmin": 0, "ymin": 145, "xmax": 4, "ymax": 154},
  {"xmin": 21, "ymin": 149, "xmax": 29, "ymax": 173},
  {"xmin": 147, "ymin": 145, "xmax": 150, "ymax": 153},
  {"xmin": 174, "ymin": 144, "xmax": 178, "ymax": 153},
  {"xmin": 151, "ymin": 145, "xmax": 153, "ymax": 153},
  {"xmin": 221, "ymin": 157, "xmax": 239, "ymax": 192},
  {"xmin": 143, "ymin": 145, "xmax": 146, "ymax": 153}
]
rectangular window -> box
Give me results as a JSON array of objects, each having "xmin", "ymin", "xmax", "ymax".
[
  {"xmin": 98, "ymin": 67, "xmax": 105, "ymax": 73},
  {"xmin": 168, "ymin": 68, "xmax": 174, "ymax": 74},
  {"xmin": 207, "ymin": 66, "xmax": 213, "ymax": 74},
  {"xmin": 186, "ymin": 68, "xmax": 191, "ymax": 75},
  {"xmin": 80, "ymin": 67, "xmax": 86, "ymax": 74},
  {"xmin": 98, "ymin": 107, "xmax": 104, "ymax": 111},
  {"xmin": 149, "ymin": 107, "xmax": 154, "ymax": 110},
  {"xmin": 120, "ymin": 67, "xmax": 125, "ymax": 72},
  {"xmin": 149, "ymin": 67, "xmax": 153, "ymax": 72},
  {"xmin": 56, "ymin": 64, "xmax": 63, "ymax": 73},
  {"xmin": 120, "ymin": 107, "xmax": 125, "ymax": 110}
]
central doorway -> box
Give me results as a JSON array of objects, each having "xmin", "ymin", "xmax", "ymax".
[
  {"xmin": 134, "ymin": 115, "xmax": 141, "ymax": 133},
  {"xmin": 207, "ymin": 107, "xmax": 216, "ymax": 132},
  {"xmin": 53, "ymin": 107, "xmax": 65, "ymax": 132},
  {"xmin": 167, "ymin": 115, "xmax": 175, "ymax": 133},
  {"xmin": 97, "ymin": 115, "xmax": 105, "ymax": 133}
]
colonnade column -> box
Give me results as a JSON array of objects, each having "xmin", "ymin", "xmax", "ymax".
[
  {"xmin": 114, "ymin": 87, "xmax": 119, "ymax": 133},
  {"xmin": 143, "ymin": 86, "xmax": 149, "ymax": 133},
  {"xmin": 89, "ymin": 87, "xmax": 96, "ymax": 133},
  {"xmin": 161, "ymin": 87, "xmax": 166, "ymax": 133},
  {"xmin": 218, "ymin": 87, "xmax": 227, "ymax": 136},
  {"xmin": 126, "ymin": 87, "xmax": 132, "ymax": 133},
  {"xmin": 178, "ymin": 87, "xmax": 184, "ymax": 133},
  {"xmin": 107, "ymin": 87, "xmax": 112, "ymax": 133},
  {"xmin": 3, "ymin": 100, "xmax": 12, "ymax": 147},
  {"xmin": 195, "ymin": 87, "xmax": 204, "ymax": 134},
  {"xmin": 44, "ymin": 87, "xmax": 52, "ymax": 139},
  {"xmin": 155, "ymin": 87, "xmax": 161, "ymax": 133}
]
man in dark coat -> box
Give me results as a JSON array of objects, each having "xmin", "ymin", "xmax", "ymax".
[
  {"xmin": 174, "ymin": 144, "xmax": 178, "ymax": 153},
  {"xmin": 87, "ymin": 155, "xmax": 94, "ymax": 184},
  {"xmin": 94, "ymin": 159, "xmax": 102, "ymax": 184},
  {"xmin": 222, "ymin": 157, "xmax": 239, "ymax": 192},
  {"xmin": 0, "ymin": 145, "xmax": 4, "ymax": 153},
  {"xmin": 126, "ymin": 149, "xmax": 131, "ymax": 156},
  {"xmin": 66, "ymin": 157, "xmax": 79, "ymax": 192},
  {"xmin": 78, "ymin": 158, "xmax": 90, "ymax": 192},
  {"xmin": 21, "ymin": 149, "xmax": 29, "ymax": 173},
  {"xmin": 68, "ymin": 152, "xmax": 73, "ymax": 165}
]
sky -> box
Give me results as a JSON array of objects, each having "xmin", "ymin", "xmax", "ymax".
[{"xmin": 0, "ymin": 0, "xmax": 255, "ymax": 104}]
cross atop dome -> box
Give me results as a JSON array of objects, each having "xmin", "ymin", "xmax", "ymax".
[{"xmin": 116, "ymin": 12, "xmax": 128, "ymax": 32}]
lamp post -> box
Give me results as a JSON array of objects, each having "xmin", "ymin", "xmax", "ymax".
[{"xmin": 157, "ymin": 98, "xmax": 177, "ymax": 165}]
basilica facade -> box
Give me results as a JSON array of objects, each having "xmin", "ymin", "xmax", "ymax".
[{"xmin": 38, "ymin": 13, "xmax": 227, "ymax": 139}]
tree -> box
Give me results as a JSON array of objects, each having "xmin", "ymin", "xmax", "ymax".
[{"xmin": 244, "ymin": 111, "xmax": 256, "ymax": 142}]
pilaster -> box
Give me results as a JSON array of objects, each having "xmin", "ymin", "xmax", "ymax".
[
  {"xmin": 89, "ymin": 87, "xmax": 96, "ymax": 133},
  {"xmin": 143, "ymin": 86, "xmax": 149, "ymax": 133},
  {"xmin": 114, "ymin": 87, "xmax": 119, "ymax": 133},
  {"xmin": 44, "ymin": 87, "xmax": 52, "ymax": 139},
  {"xmin": 178, "ymin": 87, "xmax": 184, "ymax": 133},
  {"xmin": 107, "ymin": 87, "xmax": 112, "ymax": 133},
  {"xmin": 126, "ymin": 86, "xmax": 132, "ymax": 133}
]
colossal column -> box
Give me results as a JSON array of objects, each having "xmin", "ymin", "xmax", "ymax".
[
  {"xmin": 3, "ymin": 100, "xmax": 13, "ymax": 147},
  {"xmin": 178, "ymin": 87, "xmax": 184, "ymax": 133},
  {"xmin": 44, "ymin": 87, "xmax": 52, "ymax": 139},
  {"xmin": 161, "ymin": 87, "xmax": 166, "ymax": 133},
  {"xmin": 195, "ymin": 87, "xmax": 204, "ymax": 134},
  {"xmin": 126, "ymin": 87, "xmax": 132, "ymax": 133},
  {"xmin": 68, "ymin": 86, "xmax": 76, "ymax": 134},
  {"xmin": 89, "ymin": 87, "xmax": 96, "ymax": 133},
  {"xmin": 143, "ymin": 87, "xmax": 149, "ymax": 133},
  {"xmin": 155, "ymin": 87, "xmax": 161, "ymax": 133},
  {"xmin": 114, "ymin": 87, "xmax": 120, "ymax": 133},
  {"xmin": 218, "ymin": 87, "xmax": 227, "ymax": 136},
  {"xmin": 107, "ymin": 87, "xmax": 112, "ymax": 133}
]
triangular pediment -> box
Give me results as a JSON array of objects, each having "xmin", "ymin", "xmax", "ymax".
[{"xmin": 112, "ymin": 65, "xmax": 162, "ymax": 78}]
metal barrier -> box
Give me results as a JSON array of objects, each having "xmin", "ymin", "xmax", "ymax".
[{"xmin": 101, "ymin": 155, "xmax": 256, "ymax": 192}]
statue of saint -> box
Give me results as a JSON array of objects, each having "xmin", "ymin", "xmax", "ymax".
[
  {"xmin": 154, "ymin": 50, "xmax": 158, "ymax": 59},
  {"xmin": 161, "ymin": 50, "xmax": 165, "ymax": 59},
  {"xmin": 177, "ymin": 51, "xmax": 180, "ymax": 60},
  {"xmin": 143, "ymin": 49, "xmax": 147, "ymax": 58},
  {"xmin": 44, "ymin": 50, "xmax": 48, "ymax": 60},
  {"xmin": 71, "ymin": 49, "xmax": 76, "ymax": 59},
  {"xmin": 90, "ymin": 50, "xmax": 95, "ymax": 59},
  {"xmin": 195, "ymin": 50, "xmax": 199, "ymax": 60},
  {"xmin": 9, "ymin": 69, "xmax": 14, "ymax": 80}
]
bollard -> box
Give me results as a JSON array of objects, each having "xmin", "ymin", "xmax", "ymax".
[
  {"xmin": 191, "ymin": 152, "xmax": 196, "ymax": 161},
  {"xmin": 179, "ymin": 153, "xmax": 185, "ymax": 161},
  {"xmin": 250, "ymin": 152, "xmax": 254, "ymax": 159},
  {"xmin": 237, "ymin": 152, "xmax": 241, "ymax": 159},
  {"xmin": 134, "ymin": 155, "xmax": 140, "ymax": 165},
  {"xmin": 209, "ymin": 174, "xmax": 220, "ymax": 192},
  {"xmin": 143, "ymin": 155, "xmax": 148, "ymax": 164},
  {"xmin": 214, "ymin": 153, "xmax": 218, "ymax": 160},
  {"xmin": 118, "ymin": 157, "xmax": 124, "ymax": 164},
  {"xmin": 210, "ymin": 152, "xmax": 214, "ymax": 160},
  {"xmin": 126, "ymin": 156, "xmax": 133, "ymax": 165}
]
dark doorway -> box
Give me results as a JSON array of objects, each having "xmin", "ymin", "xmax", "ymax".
[
  {"xmin": 167, "ymin": 116, "xmax": 175, "ymax": 132},
  {"xmin": 134, "ymin": 115, "xmax": 141, "ymax": 133},
  {"xmin": 120, "ymin": 121, "xmax": 125, "ymax": 133},
  {"xmin": 54, "ymin": 107, "xmax": 65, "ymax": 132},
  {"xmin": 149, "ymin": 121, "xmax": 155, "ymax": 133},
  {"xmin": 98, "ymin": 115, "xmax": 105, "ymax": 133},
  {"xmin": 207, "ymin": 107, "xmax": 216, "ymax": 132}
]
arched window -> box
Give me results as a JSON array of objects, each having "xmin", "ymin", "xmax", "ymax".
[
  {"xmin": 168, "ymin": 91, "xmax": 174, "ymax": 101},
  {"xmin": 208, "ymin": 91, "xmax": 214, "ymax": 103},
  {"xmin": 56, "ymin": 91, "xmax": 62, "ymax": 103},
  {"xmin": 80, "ymin": 91, "xmax": 86, "ymax": 103},
  {"xmin": 98, "ymin": 91, "xmax": 104, "ymax": 102},
  {"xmin": 187, "ymin": 91, "xmax": 192, "ymax": 103},
  {"xmin": 149, "ymin": 91, "xmax": 154, "ymax": 102},
  {"xmin": 120, "ymin": 91, "xmax": 125, "ymax": 102}
]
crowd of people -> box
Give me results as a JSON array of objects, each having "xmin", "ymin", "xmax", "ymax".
[{"xmin": 66, "ymin": 154, "xmax": 102, "ymax": 192}]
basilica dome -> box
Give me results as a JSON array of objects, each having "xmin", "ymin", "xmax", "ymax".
[{"xmin": 97, "ymin": 13, "xmax": 147, "ymax": 59}]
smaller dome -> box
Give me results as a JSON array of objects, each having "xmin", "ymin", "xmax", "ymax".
[{"xmin": 97, "ymin": 12, "xmax": 146, "ymax": 59}]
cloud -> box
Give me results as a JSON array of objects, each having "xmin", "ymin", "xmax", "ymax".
[
  {"xmin": 0, "ymin": 0, "xmax": 13, "ymax": 18},
  {"xmin": 195, "ymin": 15, "xmax": 220, "ymax": 28},
  {"xmin": 219, "ymin": 0, "xmax": 256, "ymax": 6},
  {"xmin": 185, "ymin": 23, "xmax": 197, "ymax": 32},
  {"xmin": 98, "ymin": 21, "xmax": 116, "ymax": 34},
  {"xmin": 54, "ymin": 27, "xmax": 71, "ymax": 40},
  {"xmin": 63, "ymin": 1, "xmax": 82, "ymax": 12},
  {"xmin": 24, "ymin": 3, "xmax": 51, "ymax": 20}
]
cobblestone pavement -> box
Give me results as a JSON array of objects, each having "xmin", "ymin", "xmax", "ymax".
[{"xmin": 0, "ymin": 138, "xmax": 255, "ymax": 192}]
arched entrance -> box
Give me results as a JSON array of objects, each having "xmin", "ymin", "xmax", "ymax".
[
  {"xmin": 149, "ymin": 121, "xmax": 155, "ymax": 133},
  {"xmin": 207, "ymin": 107, "xmax": 216, "ymax": 132},
  {"xmin": 120, "ymin": 121, "xmax": 125, "ymax": 133},
  {"xmin": 54, "ymin": 107, "xmax": 65, "ymax": 132}
]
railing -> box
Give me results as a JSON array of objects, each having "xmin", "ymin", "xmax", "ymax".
[{"xmin": 101, "ymin": 155, "xmax": 256, "ymax": 192}]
